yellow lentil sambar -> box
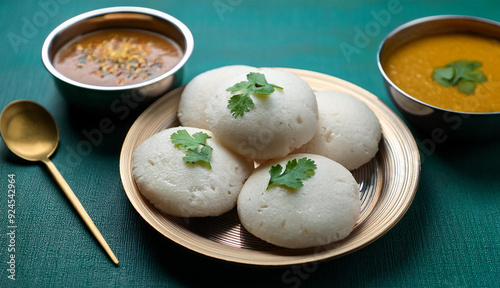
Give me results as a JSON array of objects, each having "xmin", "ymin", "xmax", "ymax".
[
  {"xmin": 383, "ymin": 33, "xmax": 500, "ymax": 113},
  {"xmin": 54, "ymin": 29, "xmax": 183, "ymax": 86}
]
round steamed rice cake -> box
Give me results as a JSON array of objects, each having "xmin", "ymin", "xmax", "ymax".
[
  {"xmin": 133, "ymin": 126, "xmax": 254, "ymax": 217},
  {"xmin": 178, "ymin": 65, "xmax": 257, "ymax": 129},
  {"xmin": 298, "ymin": 91, "xmax": 382, "ymax": 170},
  {"xmin": 206, "ymin": 68, "xmax": 318, "ymax": 161},
  {"xmin": 237, "ymin": 153, "xmax": 360, "ymax": 249}
]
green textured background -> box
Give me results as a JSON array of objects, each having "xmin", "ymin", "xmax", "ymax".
[{"xmin": 1, "ymin": 0, "xmax": 499, "ymax": 287}]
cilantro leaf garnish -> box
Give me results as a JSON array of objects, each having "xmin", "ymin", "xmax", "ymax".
[
  {"xmin": 171, "ymin": 129, "xmax": 213, "ymax": 169},
  {"xmin": 171, "ymin": 130, "xmax": 211, "ymax": 150},
  {"xmin": 227, "ymin": 72, "xmax": 283, "ymax": 117},
  {"xmin": 227, "ymin": 94, "xmax": 255, "ymax": 118},
  {"xmin": 267, "ymin": 157, "xmax": 317, "ymax": 190},
  {"xmin": 432, "ymin": 60, "xmax": 487, "ymax": 94},
  {"xmin": 183, "ymin": 146, "xmax": 213, "ymax": 169}
]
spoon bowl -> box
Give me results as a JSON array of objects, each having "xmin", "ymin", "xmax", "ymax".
[
  {"xmin": 0, "ymin": 100, "xmax": 58, "ymax": 161},
  {"xmin": 0, "ymin": 100, "xmax": 118, "ymax": 265}
]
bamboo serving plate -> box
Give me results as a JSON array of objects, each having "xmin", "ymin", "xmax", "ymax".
[{"xmin": 119, "ymin": 68, "xmax": 421, "ymax": 266}]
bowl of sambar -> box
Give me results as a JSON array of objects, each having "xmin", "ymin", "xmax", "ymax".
[
  {"xmin": 42, "ymin": 7, "xmax": 194, "ymax": 114},
  {"xmin": 378, "ymin": 15, "xmax": 500, "ymax": 139}
]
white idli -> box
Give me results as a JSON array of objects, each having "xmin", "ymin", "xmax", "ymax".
[
  {"xmin": 206, "ymin": 68, "xmax": 318, "ymax": 161},
  {"xmin": 133, "ymin": 126, "xmax": 254, "ymax": 217},
  {"xmin": 297, "ymin": 91, "xmax": 382, "ymax": 170},
  {"xmin": 237, "ymin": 153, "xmax": 360, "ymax": 249},
  {"xmin": 178, "ymin": 65, "xmax": 257, "ymax": 129}
]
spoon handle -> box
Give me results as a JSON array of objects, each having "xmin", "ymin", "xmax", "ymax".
[{"xmin": 42, "ymin": 159, "xmax": 119, "ymax": 265}]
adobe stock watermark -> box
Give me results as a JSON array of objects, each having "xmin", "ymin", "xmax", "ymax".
[
  {"xmin": 339, "ymin": 0, "xmax": 406, "ymax": 63},
  {"xmin": 404, "ymin": 82, "xmax": 500, "ymax": 163},
  {"xmin": 6, "ymin": 174, "xmax": 17, "ymax": 281},
  {"xmin": 281, "ymin": 235, "xmax": 339, "ymax": 288},
  {"xmin": 6, "ymin": 0, "xmax": 71, "ymax": 54},
  {"xmin": 212, "ymin": 0, "xmax": 244, "ymax": 21},
  {"xmin": 416, "ymin": 111, "xmax": 470, "ymax": 164}
]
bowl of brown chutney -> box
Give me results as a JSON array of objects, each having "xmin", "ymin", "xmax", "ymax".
[{"xmin": 42, "ymin": 7, "xmax": 194, "ymax": 114}]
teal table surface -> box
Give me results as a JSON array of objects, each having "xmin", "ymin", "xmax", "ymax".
[{"xmin": 1, "ymin": 0, "xmax": 499, "ymax": 287}]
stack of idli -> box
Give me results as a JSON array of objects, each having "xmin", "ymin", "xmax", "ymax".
[{"xmin": 132, "ymin": 65, "xmax": 383, "ymax": 249}]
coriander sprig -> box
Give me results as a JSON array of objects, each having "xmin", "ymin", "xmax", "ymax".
[
  {"xmin": 267, "ymin": 157, "xmax": 317, "ymax": 190},
  {"xmin": 227, "ymin": 72, "xmax": 283, "ymax": 117},
  {"xmin": 171, "ymin": 129, "xmax": 213, "ymax": 169},
  {"xmin": 432, "ymin": 59, "xmax": 487, "ymax": 94}
]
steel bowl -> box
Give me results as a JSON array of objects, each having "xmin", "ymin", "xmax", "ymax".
[
  {"xmin": 42, "ymin": 7, "xmax": 194, "ymax": 114},
  {"xmin": 377, "ymin": 15, "xmax": 500, "ymax": 139}
]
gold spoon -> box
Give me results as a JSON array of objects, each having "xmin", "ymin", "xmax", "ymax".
[{"xmin": 0, "ymin": 99, "xmax": 118, "ymax": 265}]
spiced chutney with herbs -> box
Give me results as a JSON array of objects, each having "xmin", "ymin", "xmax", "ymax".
[{"xmin": 54, "ymin": 29, "xmax": 183, "ymax": 86}]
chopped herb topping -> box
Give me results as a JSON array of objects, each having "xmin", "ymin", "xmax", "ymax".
[
  {"xmin": 75, "ymin": 36, "xmax": 164, "ymax": 85},
  {"xmin": 432, "ymin": 59, "xmax": 487, "ymax": 94},
  {"xmin": 227, "ymin": 72, "xmax": 283, "ymax": 117},
  {"xmin": 267, "ymin": 157, "xmax": 317, "ymax": 190},
  {"xmin": 171, "ymin": 130, "xmax": 213, "ymax": 169}
]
